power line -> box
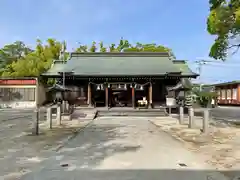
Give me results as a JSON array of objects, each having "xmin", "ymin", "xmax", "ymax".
[
  {"xmin": 188, "ymin": 61, "xmax": 240, "ymax": 66},
  {"xmin": 203, "ymin": 64, "xmax": 240, "ymax": 68},
  {"xmin": 188, "ymin": 59, "xmax": 240, "ymax": 86}
]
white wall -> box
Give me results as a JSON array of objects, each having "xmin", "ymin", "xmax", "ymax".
[{"xmin": 37, "ymin": 82, "xmax": 47, "ymax": 106}]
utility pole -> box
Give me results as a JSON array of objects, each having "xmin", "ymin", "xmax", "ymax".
[
  {"xmin": 61, "ymin": 42, "xmax": 66, "ymax": 113},
  {"xmin": 195, "ymin": 60, "xmax": 207, "ymax": 91},
  {"xmin": 33, "ymin": 77, "xmax": 39, "ymax": 135}
]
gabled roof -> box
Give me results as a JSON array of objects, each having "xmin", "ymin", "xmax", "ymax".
[
  {"xmin": 172, "ymin": 60, "xmax": 198, "ymax": 77},
  {"xmin": 42, "ymin": 60, "xmax": 65, "ymax": 76},
  {"xmin": 167, "ymin": 78, "xmax": 192, "ymax": 91},
  {"xmin": 47, "ymin": 84, "xmax": 72, "ymax": 92},
  {"xmin": 42, "ymin": 52, "xmax": 198, "ymax": 77},
  {"xmin": 213, "ymin": 81, "xmax": 240, "ymax": 87}
]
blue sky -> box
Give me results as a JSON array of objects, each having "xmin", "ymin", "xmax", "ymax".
[{"xmin": 0, "ymin": 0, "xmax": 239, "ymax": 84}]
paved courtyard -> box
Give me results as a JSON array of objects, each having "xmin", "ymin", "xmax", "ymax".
[
  {"xmin": 19, "ymin": 117, "xmax": 228, "ymax": 180},
  {"xmin": 0, "ymin": 109, "xmax": 85, "ymax": 179}
]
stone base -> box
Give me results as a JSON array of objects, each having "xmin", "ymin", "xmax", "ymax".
[{"xmin": 62, "ymin": 113, "xmax": 72, "ymax": 121}]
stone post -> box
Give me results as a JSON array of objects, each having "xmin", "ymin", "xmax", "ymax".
[
  {"xmin": 168, "ymin": 106, "xmax": 171, "ymax": 116},
  {"xmin": 56, "ymin": 105, "xmax": 61, "ymax": 125},
  {"xmin": 188, "ymin": 107, "xmax": 194, "ymax": 128},
  {"xmin": 203, "ymin": 109, "xmax": 209, "ymax": 134},
  {"xmin": 47, "ymin": 107, "xmax": 52, "ymax": 129},
  {"xmin": 33, "ymin": 108, "xmax": 39, "ymax": 135},
  {"xmin": 179, "ymin": 106, "xmax": 184, "ymax": 124},
  {"xmin": 62, "ymin": 101, "xmax": 67, "ymax": 113},
  {"xmin": 66, "ymin": 101, "xmax": 69, "ymax": 112}
]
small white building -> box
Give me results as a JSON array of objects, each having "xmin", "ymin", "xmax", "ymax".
[{"xmin": 0, "ymin": 78, "xmax": 46, "ymax": 109}]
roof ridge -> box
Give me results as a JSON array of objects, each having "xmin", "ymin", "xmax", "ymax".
[{"xmin": 70, "ymin": 52, "xmax": 170, "ymax": 57}]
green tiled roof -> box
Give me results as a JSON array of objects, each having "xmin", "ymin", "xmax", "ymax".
[
  {"xmin": 173, "ymin": 60, "xmax": 198, "ymax": 76},
  {"xmin": 42, "ymin": 53, "xmax": 198, "ymax": 77},
  {"xmin": 64, "ymin": 53, "xmax": 181, "ymax": 76},
  {"xmin": 42, "ymin": 60, "xmax": 65, "ymax": 76}
]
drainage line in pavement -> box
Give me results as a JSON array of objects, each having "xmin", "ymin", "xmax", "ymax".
[
  {"xmin": 55, "ymin": 119, "xmax": 96, "ymax": 152},
  {"xmin": 1, "ymin": 115, "xmax": 32, "ymax": 123}
]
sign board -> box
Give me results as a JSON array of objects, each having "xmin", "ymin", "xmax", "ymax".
[{"xmin": 166, "ymin": 98, "xmax": 176, "ymax": 107}]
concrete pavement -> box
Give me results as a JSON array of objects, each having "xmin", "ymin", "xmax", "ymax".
[
  {"xmin": 0, "ymin": 108, "xmax": 90, "ymax": 180},
  {"xmin": 193, "ymin": 106, "xmax": 240, "ymax": 125},
  {"xmin": 21, "ymin": 117, "xmax": 229, "ymax": 180},
  {"xmin": 211, "ymin": 106, "xmax": 240, "ymax": 122}
]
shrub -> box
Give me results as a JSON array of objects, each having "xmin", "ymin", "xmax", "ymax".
[{"xmin": 195, "ymin": 91, "xmax": 217, "ymax": 107}]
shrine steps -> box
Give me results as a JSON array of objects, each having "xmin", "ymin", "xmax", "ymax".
[{"xmin": 96, "ymin": 107, "xmax": 168, "ymax": 117}]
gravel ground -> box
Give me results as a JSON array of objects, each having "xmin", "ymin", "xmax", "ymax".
[{"xmin": 150, "ymin": 116, "xmax": 240, "ymax": 179}]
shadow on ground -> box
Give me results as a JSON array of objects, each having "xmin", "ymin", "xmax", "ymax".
[
  {"xmin": 54, "ymin": 123, "xmax": 142, "ymax": 168},
  {"xmin": 5, "ymin": 123, "xmax": 142, "ymax": 179}
]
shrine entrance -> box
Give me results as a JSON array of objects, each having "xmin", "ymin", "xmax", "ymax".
[
  {"xmin": 109, "ymin": 83, "xmax": 132, "ymax": 107},
  {"xmin": 90, "ymin": 82, "xmax": 151, "ymax": 108}
]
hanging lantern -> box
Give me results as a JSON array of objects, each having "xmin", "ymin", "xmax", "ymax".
[
  {"xmin": 100, "ymin": 84, "xmax": 104, "ymax": 90},
  {"xmin": 96, "ymin": 84, "xmax": 101, "ymax": 90},
  {"xmin": 140, "ymin": 85, "xmax": 144, "ymax": 90},
  {"xmin": 124, "ymin": 84, "xmax": 127, "ymax": 90},
  {"xmin": 134, "ymin": 84, "xmax": 137, "ymax": 89},
  {"xmin": 118, "ymin": 84, "xmax": 121, "ymax": 89},
  {"xmin": 130, "ymin": 84, "xmax": 133, "ymax": 88}
]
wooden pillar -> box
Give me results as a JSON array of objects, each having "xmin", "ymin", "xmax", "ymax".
[
  {"xmin": 132, "ymin": 86, "xmax": 135, "ymax": 108},
  {"xmin": 87, "ymin": 83, "xmax": 92, "ymax": 107},
  {"xmin": 148, "ymin": 82, "xmax": 153, "ymax": 108},
  {"xmin": 105, "ymin": 85, "xmax": 109, "ymax": 108}
]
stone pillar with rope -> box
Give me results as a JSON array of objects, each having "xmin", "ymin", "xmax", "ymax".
[{"xmin": 185, "ymin": 91, "xmax": 195, "ymax": 128}]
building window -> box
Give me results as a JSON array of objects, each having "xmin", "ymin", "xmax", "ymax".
[
  {"xmin": 221, "ymin": 89, "xmax": 226, "ymax": 99},
  {"xmin": 0, "ymin": 87, "xmax": 35, "ymax": 101},
  {"xmin": 233, "ymin": 88, "xmax": 237, "ymax": 99},
  {"xmin": 227, "ymin": 89, "xmax": 231, "ymax": 99}
]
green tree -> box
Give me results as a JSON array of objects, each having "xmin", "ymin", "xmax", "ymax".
[
  {"xmin": 117, "ymin": 38, "xmax": 130, "ymax": 52},
  {"xmin": 207, "ymin": 0, "xmax": 240, "ymax": 60},
  {"xmin": 99, "ymin": 41, "xmax": 107, "ymax": 52},
  {"xmin": 75, "ymin": 44, "xmax": 88, "ymax": 52},
  {"xmin": 89, "ymin": 41, "xmax": 97, "ymax": 52},
  {"xmin": 124, "ymin": 43, "xmax": 171, "ymax": 52},
  {"xmin": 109, "ymin": 44, "xmax": 117, "ymax": 52},
  {"xmin": 1, "ymin": 38, "xmax": 174, "ymax": 77},
  {"xmin": 0, "ymin": 41, "xmax": 32, "ymax": 73},
  {"xmin": 2, "ymin": 39, "xmax": 67, "ymax": 77}
]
